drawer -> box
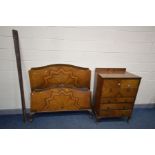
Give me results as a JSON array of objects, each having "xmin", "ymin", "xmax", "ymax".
[
  {"xmin": 100, "ymin": 103, "xmax": 133, "ymax": 110},
  {"xmin": 101, "ymin": 88, "xmax": 137, "ymax": 97},
  {"xmin": 99, "ymin": 109, "xmax": 132, "ymax": 117},
  {"xmin": 100, "ymin": 97, "xmax": 135, "ymax": 104}
]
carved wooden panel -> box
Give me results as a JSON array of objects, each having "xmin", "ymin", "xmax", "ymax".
[
  {"xmin": 29, "ymin": 64, "xmax": 91, "ymax": 90},
  {"xmin": 31, "ymin": 88, "xmax": 91, "ymax": 112}
]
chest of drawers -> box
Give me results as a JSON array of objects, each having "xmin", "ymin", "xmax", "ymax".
[{"xmin": 93, "ymin": 68, "xmax": 141, "ymax": 121}]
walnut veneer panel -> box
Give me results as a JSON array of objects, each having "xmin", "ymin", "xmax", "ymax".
[
  {"xmin": 95, "ymin": 68, "xmax": 126, "ymax": 74},
  {"xmin": 93, "ymin": 68, "xmax": 141, "ymax": 121},
  {"xmin": 99, "ymin": 109, "xmax": 132, "ymax": 118},
  {"xmin": 31, "ymin": 87, "xmax": 91, "ymax": 113},
  {"xmin": 100, "ymin": 103, "xmax": 133, "ymax": 110},
  {"xmin": 29, "ymin": 64, "xmax": 91, "ymax": 91},
  {"xmin": 100, "ymin": 97, "xmax": 135, "ymax": 104}
]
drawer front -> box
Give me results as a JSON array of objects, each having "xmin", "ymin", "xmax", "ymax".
[
  {"xmin": 100, "ymin": 97, "xmax": 135, "ymax": 104},
  {"xmin": 101, "ymin": 88, "xmax": 137, "ymax": 97},
  {"xmin": 101, "ymin": 79, "xmax": 139, "ymax": 97},
  {"xmin": 99, "ymin": 109, "xmax": 132, "ymax": 117},
  {"xmin": 100, "ymin": 103, "xmax": 133, "ymax": 110}
]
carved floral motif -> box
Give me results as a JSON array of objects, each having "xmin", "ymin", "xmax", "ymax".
[
  {"xmin": 44, "ymin": 68, "xmax": 78, "ymax": 87},
  {"xmin": 43, "ymin": 88, "xmax": 80, "ymax": 110}
]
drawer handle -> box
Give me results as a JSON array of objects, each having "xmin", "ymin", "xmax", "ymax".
[
  {"xmin": 128, "ymin": 84, "xmax": 131, "ymax": 87},
  {"xmin": 118, "ymin": 83, "xmax": 121, "ymax": 86}
]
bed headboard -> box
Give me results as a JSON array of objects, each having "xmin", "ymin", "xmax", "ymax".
[{"xmin": 29, "ymin": 64, "xmax": 91, "ymax": 91}]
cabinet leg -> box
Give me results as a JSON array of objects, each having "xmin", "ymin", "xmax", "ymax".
[
  {"xmin": 29, "ymin": 112, "xmax": 35, "ymax": 122},
  {"xmin": 127, "ymin": 116, "xmax": 131, "ymax": 123},
  {"xmin": 95, "ymin": 116, "xmax": 100, "ymax": 122},
  {"xmin": 88, "ymin": 110, "xmax": 94, "ymax": 119}
]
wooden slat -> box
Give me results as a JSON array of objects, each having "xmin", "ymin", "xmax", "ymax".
[{"xmin": 12, "ymin": 30, "xmax": 27, "ymax": 122}]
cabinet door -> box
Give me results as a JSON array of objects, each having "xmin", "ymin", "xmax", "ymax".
[
  {"xmin": 120, "ymin": 88, "xmax": 138, "ymax": 97},
  {"xmin": 121, "ymin": 79, "xmax": 139, "ymax": 88},
  {"xmin": 101, "ymin": 79, "xmax": 121, "ymax": 97},
  {"xmin": 101, "ymin": 79, "xmax": 140, "ymax": 98},
  {"xmin": 120, "ymin": 79, "xmax": 140, "ymax": 97}
]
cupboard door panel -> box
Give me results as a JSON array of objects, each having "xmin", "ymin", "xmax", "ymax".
[
  {"xmin": 120, "ymin": 88, "xmax": 138, "ymax": 97},
  {"xmin": 103, "ymin": 79, "xmax": 121, "ymax": 88},
  {"xmin": 121, "ymin": 79, "xmax": 139, "ymax": 88}
]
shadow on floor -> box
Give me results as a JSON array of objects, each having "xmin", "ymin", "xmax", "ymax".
[{"xmin": 0, "ymin": 108, "xmax": 155, "ymax": 129}]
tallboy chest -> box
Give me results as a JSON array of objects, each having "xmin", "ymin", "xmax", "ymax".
[{"xmin": 93, "ymin": 68, "xmax": 141, "ymax": 121}]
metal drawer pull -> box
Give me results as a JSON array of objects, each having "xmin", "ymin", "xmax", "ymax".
[
  {"xmin": 118, "ymin": 83, "xmax": 121, "ymax": 86},
  {"xmin": 128, "ymin": 84, "xmax": 131, "ymax": 87}
]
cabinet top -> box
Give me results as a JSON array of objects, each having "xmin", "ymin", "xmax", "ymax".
[
  {"xmin": 99, "ymin": 72, "xmax": 141, "ymax": 79},
  {"xmin": 95, "ymin": 68, "xmax": 141, "ymax": 79}
]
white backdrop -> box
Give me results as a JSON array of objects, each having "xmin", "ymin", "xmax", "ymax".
[{"xmin": 0, "ymin": 26, "xmax": 155, "ymax": 109}]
